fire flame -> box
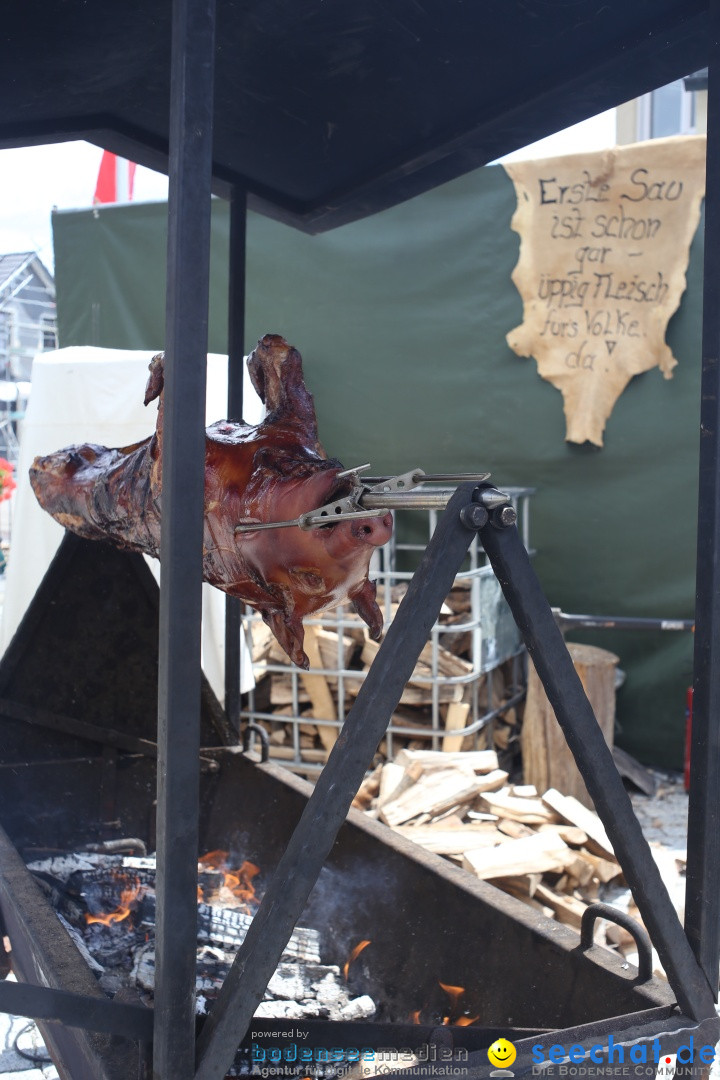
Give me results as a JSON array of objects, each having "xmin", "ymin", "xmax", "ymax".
[
  {"xmin": 438, "ymin": 982, "xmax": 464, "ymax": 1006},
  {"xmin": 85, "ymin": 882, "xmax": 141, "ymax": 926},
  {"xmin": 198, "ymin": 850, "xmax": 260, "ymax": 909},
  {"xmin": 343, "ymin": 939, "xmax": 371, "ymax": 980},
  {"xmin": 408, "ymin": 983, "xmax": 478, "ymax": 1027},
  {"xmin": 437, "ymin": 982, "xmax": 478, "ymax": 1027}
]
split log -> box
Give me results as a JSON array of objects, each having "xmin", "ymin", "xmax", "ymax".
[
  {"xmin": 391, "ymin": 822, "xmax": 505, "ymax": 855},
  {"xmin": 351, "ymin": 763, "xmax": 382, "ymax": 809},
  {"xmin": 378, "ymin": 766, "xmax": 480, "ymax": 827},
  {"xmin": 299, "ymin": 625, "xmax": 339, "ymax": 752},
  {"xmin": 541, "ymin": 788, "xmax": 616, "ymax": 860},
  {"xmin": 612, "ymin": 746, "xmax": 658, "ymax": 797},
  {"xmin": 462, "ymin": 831, "xmax": 573, "ymax": 880},
  {"xmin": 477, "ymin": 790, "xmax": 561, "ymax": 825},
  {"xmin": 532, "ymin": 884, "xmax": 587, "ymax": 930},
  {"xmin": 393, "ymin": 749, "xmax": 499, "ymax": 773},
  {"xmin": 442, "ymin": 702, "xmax": 470, "ymax": 753},
  {"xmin": 521, "ymin": 643, "xmax": 618, "ymax": 808}
]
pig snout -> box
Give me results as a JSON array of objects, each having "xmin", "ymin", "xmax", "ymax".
[{"xmin": 350, "ymin": 512, "xmax": 393, "ymax": 547}]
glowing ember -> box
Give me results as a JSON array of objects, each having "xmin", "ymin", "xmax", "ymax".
[
  {"xmin": 455, "ymin": 1016, "xmax": 479, "ymax": 1027},
  {"xmin": 409, "ymin": 1010, "xmax": 422, "ymax": 1025},
  {"xmin": 343, "ymin": 939, "xmax": 371, "ymax": 980},
  {"xmin": 85, "ymin": 882, "xmax": 141, "ymax": 926}
]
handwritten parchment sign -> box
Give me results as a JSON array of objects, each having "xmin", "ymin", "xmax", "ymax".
[{"xmin": 505, "ymin": 137, "xmax": 706, "ymax": 446}]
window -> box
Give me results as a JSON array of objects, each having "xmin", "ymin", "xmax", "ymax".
[
  {"xmin": 40, "ymin": 314, "xmax": 57, "ymax": 351},
  {"xmin": 637, "ymin": 78, "xmax": 698, "ymax": 141}
]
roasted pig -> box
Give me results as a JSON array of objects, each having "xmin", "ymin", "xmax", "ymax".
[{"xmin": 30, "ymin": 334, "xmax": 392, "ymax": 667}]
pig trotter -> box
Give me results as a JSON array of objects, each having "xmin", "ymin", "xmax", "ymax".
[{"xmin": 349, "ymin": 579, "xmax": 384, "ymax": 641}]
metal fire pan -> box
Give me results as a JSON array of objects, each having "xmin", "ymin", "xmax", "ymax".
[{"xmin": 0, "ymin": 825, "xmax": 151, "ymax": 1080}]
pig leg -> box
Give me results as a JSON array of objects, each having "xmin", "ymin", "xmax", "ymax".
[
  {"xmin": 247, "ymin": 334, "xmax": 323, "ymax": 452},
  {"xmin": 348, "ymin": 579, "xmax": 384, "ymax": 641},
  {"xmin": 262, "ymin": 607, "xmax": 309, "ymax": 670}
]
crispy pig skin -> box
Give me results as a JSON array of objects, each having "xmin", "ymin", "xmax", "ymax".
[{"xmin": 29, "ymin": 334, "xmax": 392, "ymax": 668}]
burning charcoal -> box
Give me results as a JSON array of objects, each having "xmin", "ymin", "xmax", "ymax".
[
  {"xmin": 31, "ymin": 872, "xmax": 87, "ymax": 923},
  {"xmin": 253, "ymin": 1001, "xmax": 319, "ymax": 1019},
  {"xmin": 98, "ymin": 971, "xmax": 128, "ymax": 995},
  {"xmin": 196, "ymin": 903, "xmax": 321, "ymax": 962},
  {"xmin": 131, "ymin": 941, "xmax": 155, "ymax": 992},
  {"xmin": 56, "ymin": 913, "xmax": 104, "ymax": 974},
  {"xmin": 312, "ymin": 970, "xmax": 345, "ymax": 1008},
  {"xmin": 26, "ymin": 853, "xmax": 119, "ymax": 881},
  {"xmin": 339, "ymin": 995, "xmax": 376, "ymax": 1021},
  {"xmin": 265, "ymin": 964, "xmax": 309, "ymax": 1002}
]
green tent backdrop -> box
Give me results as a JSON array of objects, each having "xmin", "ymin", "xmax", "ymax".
[{"xmin": 51, "ymin": 161, "xmax": 705, "ymax": 769}]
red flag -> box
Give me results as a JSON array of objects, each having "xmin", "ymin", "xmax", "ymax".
[{"xmin": 93, "ymin": 151, "xmax": 137, "ymax": 204}]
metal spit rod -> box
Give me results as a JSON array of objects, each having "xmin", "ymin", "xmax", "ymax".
[{"xmin": 234, "ymin": 471, "xmax": 507, "ymax": 532}]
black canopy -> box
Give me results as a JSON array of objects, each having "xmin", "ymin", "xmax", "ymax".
[{"xmin": 1, "ymin": 0, "xmax": 708, "ymax": 231}]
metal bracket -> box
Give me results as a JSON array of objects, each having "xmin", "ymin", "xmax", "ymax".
[
  {"xmin": 580, "ymin": 902, "xmax": 653, "ymax": 983},
  {"xmin": 242, "ymin": 722, "xmax": 270, "ymax": 763}
]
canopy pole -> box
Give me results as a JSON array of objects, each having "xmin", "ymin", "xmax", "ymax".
[
  {"xmin": 224, "ymin": 186, "xmax": 247, "ymax": 737},
  {"xmin": 153, "ymin": 0, "xmax": 217, "ymax": 1076},
  {"xmin": 685, "ymin": 0, "xmax": 720, "ymax": 999}
]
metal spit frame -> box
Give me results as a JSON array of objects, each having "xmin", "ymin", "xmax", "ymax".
[
  {"xmin": 240, "ymin": 488, "xmax": 533, "ymax": 772},
  {"xmin": 1, "ymin": 0, "xmax": 720, "ymax": 1076}
]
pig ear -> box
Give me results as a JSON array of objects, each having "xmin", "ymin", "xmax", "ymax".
[
  {"xmin": 349, "ymin": 579, "xmax": 384, "ymax": 641},
  {"xmin": 144, "ymin": 353, "xmax": 165, "ymax": 405},
  {"xmin": 262, "ymin": 609, "xmax": 309, "ymax": 670}
]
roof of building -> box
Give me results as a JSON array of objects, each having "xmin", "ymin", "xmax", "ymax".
[
  {"xmin": 0, "ymin": 253, "xmax": 54, "ymax": 299},
  {"xmin": 0, "ymin": 0, "xmax": 709, "ymax": 233}
]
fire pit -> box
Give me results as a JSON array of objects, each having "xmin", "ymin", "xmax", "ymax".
[
  {"xmin": 0, "ymin": 528, "xmax": 717, "ymax": 1080},
  {"xmin": 0, "ymin": 740, "xmax": 685, "ymax": 1080}
]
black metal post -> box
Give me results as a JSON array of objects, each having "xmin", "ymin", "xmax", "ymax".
[
  {"xmin": 224, "ymin": 186, "xmax": 247, "ymax": 738},
  {"xmin": 154, "ymin": 0, "xmax": 216, "ymax": 1076},
  {"xmin": 685, "ymin": 0, "xmax": 720, "ymax": 999},
  {"xmin": 194, "ymin": 485, "xmax": 481, "ymax": 1080},
  {"xmin": 0, "ymin": 982, "xmax": 153, "ymax": 1041},
  {"xmin": 478, "ymin": 513, "xmax": 717, "ymax": 1022}
]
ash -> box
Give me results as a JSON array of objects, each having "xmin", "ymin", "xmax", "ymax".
[{"xmin": 26, "ymin": 851, "xmax": 376, "ymax": 1024}]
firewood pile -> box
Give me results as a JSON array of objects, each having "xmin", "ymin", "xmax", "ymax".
[
  {"xmin": 244, "ymin": 580, "xmax": 523, "ymax": 770},
  {"xmin": 351, "ymin": 748, "xmax": 666, "ymax": 971}
]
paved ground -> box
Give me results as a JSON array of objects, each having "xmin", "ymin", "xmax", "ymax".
[{"xmin": 0, "ymin": 979, "xmax": 58, "ymax": 1079}]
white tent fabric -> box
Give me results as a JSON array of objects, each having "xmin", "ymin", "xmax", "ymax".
[{"xmin": 1, "ymin": 346, "xmax": 263, "ymax": 701}]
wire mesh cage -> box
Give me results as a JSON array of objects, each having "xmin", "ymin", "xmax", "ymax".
[{"xmin": 241, "ymin": 486, "xmax": 535, "ymax": 775}]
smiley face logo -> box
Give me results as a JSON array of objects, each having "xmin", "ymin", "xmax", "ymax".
[{"xmin": 488, "ymin": 1039, "xmax": 517, "ymax": 1070}]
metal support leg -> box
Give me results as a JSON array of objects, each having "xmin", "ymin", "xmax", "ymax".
[
  {"xmin": 154, "ymin": 0, "xmax": 216, "ymax": 1076},
  {"xmin": 685, "ymin": 0, "xmax": 720, "ymax": 997},
  {"xmin": 224, "ymin": 186, "xmax": 247, "ymax": 738},
  {"xmin": 478, "ymin": 509, "xmax": 717, "ymax": 1021},
  {"xmin": 194, "ymin": 484, "xmax": 481, "ymax": 1080}
]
